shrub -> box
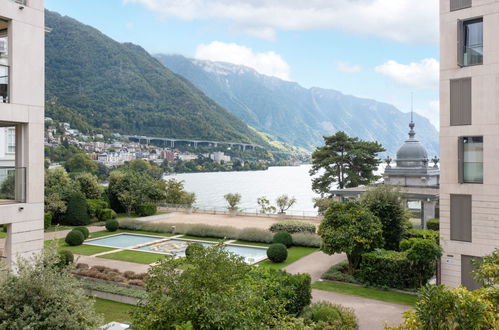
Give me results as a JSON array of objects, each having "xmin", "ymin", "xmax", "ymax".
[
  {"xmin": 273, "ymin": 231, "xmax": 293, "ymax": 248},
  {"xmin": 406, "ymin": 239, "xmax": 442, "ymax": 262},
  {"xmin": 58, "ymin": 250, "xmax": 74, "ymax": 267},
  {"xmin": 65, "ymin": 230, "xmax": 85, "ymax": 246},
  {"xmin": 291, "ymin": 232, "xmax": 321, "ymax": 248},
  {"xmin": 185, "ymin": 243, "xmax": 204, "ymax": 257},
  {"xmin": 321, "ymin": 260, "xmax": 359, "ymax": 284},
  {"xmin": 269, "ymin": 220, "xmax": 316, "ymax": 234},
  {"xmin": 100, "ymin": 208, "xmax": 117, "ymax": 221},
  {"xmin": 301, "ymin": 301, "xmax": 357, "ymax": 330},
  {"xmin": 224, "ymin": 193, "xmax": 241, "ymax": 211},
  {"xmin": 359, "ymin": 249, "xmax": 436, "ymax": 289},
  {"xmin": 87, "ymin": 199, "xmax": 107, "ymax": 219},
  {"xmin": 105, "ymin": 219, "xmax": 119, "ymax": 232},
  {"xmin": 136, "ymin": 203, "xmax": 157, "ymax": 217},
  {"xmin": 237, "ymin": 228, "xmax": 273, "ymax": 243},
  {"xmin": 267, "ymin": 243, "xmax": 288, "ymax": 263},
  {"xmin": 426, "ymin": 218, "xmax": 440, "ymax": 231},
  {"xmin": 181, "ymin": 224, "xmax": 237, "ymax": 239},
  {"xmin": 406, "ymin": 229, "xmax": 439, "ymax": 243},
  {"xmin": 63, "ymin": 192, "xmax": 90, "ymax": 226},
  {"xmin": 73, "ymin": 226, "xmax": 90, "ymax": 239},
  {"xmin": 44, "ymin": 212, "xmax": 52, "ymax": 230}
]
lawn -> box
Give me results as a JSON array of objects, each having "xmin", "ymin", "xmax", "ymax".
[
  {"xmin": 179, "ymin": 235, "xmax": 224, "ymax": 242},
  {"xmin": 258, "ymin": 247, "xmax": 318, "ymax": 269},
  {"xmin": 44, "ymin": 238, "xmax": 116, "ymax": 256},
  {"xmin": 232, "ymin": 240, "xmax": 270, "ymax": 247},
  {"xmin": 93, "ymin": 297, "xmax": 134, "ymax": 323},
  {"xmin": 98, "ymin": 250, "xmax": 167, "ymax": 264},
  {"xmin": 45, "ymin": 225, "xmax": 76, "ymax": 232},
  {"xmin": 0, "ymin": 231, "xmax": 6, "ymax": 238},
  {"xmin": 312, "ymin": 281, "xmax": 418, "ymax": 307}
]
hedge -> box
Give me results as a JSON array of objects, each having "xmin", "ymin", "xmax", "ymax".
[
  {"xmin": 100, "ymin": 208, "xmax": 117, "ymax": 221},
  {"xmin": 358, "ymin": 249, "xmax": 436, "ymax": 289},
  {"xmin": 44, "ymin": 212, "xmax": 52, "ymax": 230},
  {"xmin": 63, "ymin": 192, "xmax": 90, "ymax": 226},
  {"xmin": 136, "ymin": 203, "xmax": 157, "ymax": 217},
  {"xmin": 273, "ymin": 232, "xmax": 293, "ymax": 248},
  {"xmin": 269, "ymin": 220, "xmax": 316, "ymax": 234},
  {"xmin": 267, "ymin": 243, "xmax": 288, "ymax": 263},
  {"xmin": 87, "ymin": 199, "xmax": 107, "ymax": 220},
  {"xmin": 105, "ymin": 219, "xmax": 119, "ymax": 232},
  {"xmin": 73, "ymin": 226, "xmax": 90, "ymax": 239},
  {"xmin": 321, "ymin": 260, "xmax": 359, "ymax": 284},
  {"xmin": 58, "ymin": 250, "xmax": 74, "ymax": 267},
  {"xmin": 426, "ymin": 218, "xmax": 439, "ymax": 231},
  {"xmin": 406, "ymin": 229, "xmax": 439, "ymax": 243},
  {"xmin": 65, "ymin": 230, "xmax": 85, "ymax": 246}
]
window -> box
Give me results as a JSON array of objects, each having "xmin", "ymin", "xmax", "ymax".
[
  {"xmin": 450, "ymin": 194, "xmax": 472, "ymax": 242},
  {"xmin": 450, "ymin": 0, "xmax": 471, "ymax": 12},
  {"xmin": 458, "ymin": 136, "xmax": 483, "ymax": 183},
  {"xmin": 461, "ymin": 255, "xmax": 482, "ymax": 290},
  {"xmin": 458, "ymin": 18, "xmax": 483, "ymax": 66},
  {"xmin": 6, "ymin": 128, "xmax": 14, "ymax": 154},
  {"xmin": 450, "ymin": 77, "xmax": 471, "ymax": 125}
]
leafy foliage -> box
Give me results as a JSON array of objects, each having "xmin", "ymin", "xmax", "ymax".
[
  {"xmin": 257, "ymin": 196, "xmax": 276, "ymax": 214},
  {"xmin": 44, "ymin": 212, "xmax": 53, "ymax": 230},
  {"xmin": 318, "ymin": 201, "xmax": 384, "ymax": 273},
  {"xmin": 65, "ymin": 230, "xmax": 84, "ymax": 246},
  {"xmin": 73, "ymin": 173, "xmax": 102, "ymax": 200},
  {"xmin": 301, "ymin": 301, "xmax": 357, "ymax": 330},
  {"xmin": 224, "ymin": 193, "xmax": 242, "ymax": 211},
  {"xmin": 73, "ymin": 226, "xmax": 90, "ymax": 239},
  {"xmin": 276, "ymin": 195, "xmax": 297, "ymax": 213},
  {"xmin": 310, "ymin": 131, "xmax": 385, "ymax": 193},
  {"xmin": 105, "ymin": 219, "xmax": 119, "ymax": 232},
  {"xmin": 273, "ymin": 232, "xmax": 293, "ymax": 248},
  {"xmin": 472, "ymin": 248, "xmax": 499, "ymax": 287},
  {"xmin": 426, "ymin": 218, "xmax": 439, "ymax": 231},
  {"xmin": 164, "ymin": 179, "xmax": 196, "ymax": 206},
  {"xmin": 267, "ymin": 243, "xmax": 288, "ymax": 263},
  {"xmin": 269, "ymin": 220, "xmax": 316, "ymax": 234},
  {"xmin": 136, "ymin": 203, "xmax": 157, "ymax": 217},
  {"xmin": 63, "ymin": 192, "xmax": 90, "ymax": 226},
  {"xmin": 65, "ymin": 153, "xmax": 98, "ymax": 174}
]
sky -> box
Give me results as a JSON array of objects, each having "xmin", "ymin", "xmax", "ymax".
[{"xmin": 45, "ymin": 0, "xmax": 440, "ymax": 129}]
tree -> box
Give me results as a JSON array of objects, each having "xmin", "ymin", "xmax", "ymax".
[
  {"xmin": 318, "ymin": 201, "xmax": 384, "ymax": 273},
  {"xmin": 0, "ymin": 246, "xmax": 102, "ymax": 328},
  {"xmin": 361, "ymin": 185, "xmax": 408, "ymax": 250},
  {"xmin": 73, "ymin": 172, "xmax": 102, "ymax": 199},
  {"xmin": 224, "ymin": 193, "xmax": 241, "ymax": 211},
  {"xmin": 0, "ymin": 173, "xmax": 14, "ymax": 200},
  {"xmin": 310, "ymin": 131, "xmax": 385, "ymax": 194},
  {"xmin": 276, "ymin": 195, "xmax": 297, "ymax": 214},
  {"xmin": 63, "ymin": 192, "xmax": 90, "ymax": 226},
  {"xmin": 64, "ymin": 152, "xmax": 98, "ymax": 174},
  {"xmin": 257, "ymin": 196, "xmax": 276, "ymax": 214},
  {"xmin": 44, "ymin": 168, "xmax": 76, "ymax": 222}
]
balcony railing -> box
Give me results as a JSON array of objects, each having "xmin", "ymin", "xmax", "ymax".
[
  {"xmin": 463, "ymin": 45, "xmax": 483, "ymax": 66},
  {"xmin": 0, "ymin": 64, "xmax": 8, "ymax": 103},
  {"xmin": 0, "ymin": 167, "xmax": 26, "ymax": 204}
]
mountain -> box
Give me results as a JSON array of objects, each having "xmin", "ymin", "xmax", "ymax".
[
  {"xmin": 157, "ymin": 55, "xmax": 439, "ymax": 156},
  {"xmin": 44, "ymin": 10, "xmax": 270, "ymax": 148}
]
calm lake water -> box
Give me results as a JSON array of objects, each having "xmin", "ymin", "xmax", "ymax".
[{"xmin": 165, "ymin": 165, "xmax": 320, "ymax": 216}]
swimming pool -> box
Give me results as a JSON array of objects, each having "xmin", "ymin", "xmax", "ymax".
[
  {"xmin": 136, "ymin": 239, "xmax": 215, "ymax": 256},
  {"xmin": 84, "ymin": 233, "xmax": 165, "ymax": 248}
]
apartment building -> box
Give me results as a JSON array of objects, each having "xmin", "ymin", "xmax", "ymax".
[
  {"xmin": 0, "ymin": 0, "xmax": 45, "ymax": 266},
  {"xmin": 440, "ymin": 0, "xmax": 499, "ymax": 288}
]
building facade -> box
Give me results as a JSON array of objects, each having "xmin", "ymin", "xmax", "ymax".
[
  {"xmin": 440, "ymin": 0, "xmax": 499, "ymax": 288},
  {"xmin": 0, "ymin": 0, "xmax": 45, "ymax": 266}
]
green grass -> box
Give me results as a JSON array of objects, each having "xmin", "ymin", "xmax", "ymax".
[
  {"xmin": 179, "ymin": 235, "xmax": 224, "ymax": 242},
  {"xmin": 45, "ymin": 225, "xmax": 76, "ymax": 232},
  {"xmin": 0, "ymin": 231, "xmax": 6, "ymax": 238},
  {"xmin": 93, "ymin": 297, "xmax": 134, "ymax": 323},
  {"xmin": 312, "ymin": 281, "xmax": 418, "ymax": 307},
  {"xmin": 98, "ymin": 250, "xmax": 167, "ymax": 264},
  {"xmin": 232, "ymin": 240, "xmax": 270, "ymax": 247},
  {"xmin": 258, "ymin": 247, "xmax": 317, "ymax": 269},
  {"xmin": 44, "ymin": 238, "xmax": 116, "ymax": 256}
]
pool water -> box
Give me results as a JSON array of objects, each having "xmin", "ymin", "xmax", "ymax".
[
  {"xmin": 224, "ymin": 245, "xmax": 268, "ymax": 264},
  {"xmin": 85, "ymin": 233, "xmax": 164, "ymax": 248},
  {"xmin": 136, "ymin": 239, "xmax": 215, "ymax": 256}
]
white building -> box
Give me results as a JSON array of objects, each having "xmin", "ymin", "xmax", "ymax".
[
  {"xmin": 0, "ymin": 0, "xmax": 45, "ymax": 266},
  {"xmin": 210, "ymin": 151, "xmax": 231, "ymax": 164}
]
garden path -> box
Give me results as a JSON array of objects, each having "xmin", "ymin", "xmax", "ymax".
[
  {"xmin": 75, "ymin": 255, "xmax": 149, "ymax": 274},
  {"xmin": 283, "ymin": 251, "xmax": 346, "ymax": 281},
  {"xmin": 44, "ymin": 226, "xmax": 104, "ymax": 240}
]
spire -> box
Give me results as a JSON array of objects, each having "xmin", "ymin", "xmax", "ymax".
[{"xmin": 409, "ymin": 92, "xmax": 416, "ymax": 139}]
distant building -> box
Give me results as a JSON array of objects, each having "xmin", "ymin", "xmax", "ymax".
[{"xmin": 210, "ymin": 151, "xmax": 231, "ymax": 163}]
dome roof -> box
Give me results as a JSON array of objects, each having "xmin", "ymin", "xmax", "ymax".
[{"xmin": 395, "ymin": 122, "xmax": 428, "ymax": 168}]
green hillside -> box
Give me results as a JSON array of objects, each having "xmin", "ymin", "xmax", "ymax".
[{"xmin": 44, "ymin": 10, "xmax": 269, "ymax": 147}]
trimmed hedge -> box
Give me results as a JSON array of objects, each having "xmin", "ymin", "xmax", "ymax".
[
  {"xmin": 291, "ymin": 232, "xmax": 321, "ymax": 248},
  {"xmin": 73, "ymin": 226, "xmax": 90, "ymax": 239},
  {"xmin": 406, "ymin": 229, "xmax": 439, "ymax": 243},
  {"xmin": 105, "ymin": 219, "xmax": 119, "ymax": 232},
  {"xmin": 136, "ymin": 203, "xmax": 157, "ymax": 217},
  {"xmin": 65, "ymin": 230, "xmax": 84, "ymax": 246},
  {"xmin": 87, "ymin": 199, "xmax": 107, "ymax": 220},
  {"xmin": 44, "ymin": 212, "xmax": 52, "ymax": 230},
  {"xmin": 321, "ymin": 260, "xmax": 359, "ymax": 284},
  {"xmin": 273, "ymin": 231, "xmax": 293, "ymax": 248},
  {"xmin": 185, "ymin": 243, "xmax": 204, "ymax": 257},
  {"xmin": 269, "ymin": 220, "xmax": 316, "ymax": 234},
  {"xmin": 359, "ymin": 249, "xmax": 436, "ymax": 289},
  {"xmin": 426, "ymin": 218, "xmax": 439, "ymax": 231},
  {"xmin": 267, "ymin": 243, "xmax": 288, "ymax": 263},
  {"xmin": 63, "ymin": 192, "xmax": 90, "ymax": 226},
  {"xmin": 100, "ymin": 208, "xmax": 117, "ymax": 221},
  {"xmin": 301, "ymin": 301, "xmax": 357, "ymax": 330},
  {"xmin": 238, "ymin": 228, "xmax": 273, "ymax": 243}
]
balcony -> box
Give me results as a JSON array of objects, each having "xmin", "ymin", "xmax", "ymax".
[
  {"xmin": 0, "ymin": 167, "xmax": 25, "ymax": 204},
  {"xmin": 0, "ymin": 65, "xmax": 8, "ymax": 103}
]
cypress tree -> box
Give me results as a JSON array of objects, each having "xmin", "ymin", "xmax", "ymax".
[{"xmin": 63, "ymin": 192, "xmax": 90, "ymax": 226}]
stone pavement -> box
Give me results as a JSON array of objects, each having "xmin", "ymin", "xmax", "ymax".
[
  {"xmin": 284, "ymin": 251, "xmax": 346, "ymax": 281},
  {"xmin": 44, "ymin": 225, "xmax": 104, "ymax": 240},
  {"xmin": 75, "ymin": 254, "xmax": 149, "ymax": 274}
]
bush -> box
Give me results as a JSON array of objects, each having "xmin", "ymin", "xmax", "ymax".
[
  {"xmin": 100, "ymin": 208, "xmax": 117, "ymax": 221},
  {"xmin": 359, "ymin": 249, "xmax": 436, "ymax": 289},
  {"xmin": 406, "ymin": 239, "xmax": 442, "ymax": 262},
  {"xmin": 73, "ymin": 226, "xmax": 90, "ymax": 239},
  {"xmin": 63, "ymin": 192, "xmax": 90, "ymax": 226},
  {"xmin": 44, "ymin": 212, "xmax": 52, "ymax": 230},
  {"xmin": 269, "ymin": 220, "xmax": 316, "ymax": 234},
  {"xmin": 406, "ymin": 229, "xmax": 439, "ymax": 243},
  {"xmin": 65, "ymin": 230, "xmax": 85, "ymax": 246},
  {"xmin": 426, "ymin": 218, "xmax": 439, "ymax": 231},
  {"xmin": 321, "ymin": 260, "xmax": 359, "ymax": 284},
  {"xmin": 135, "ymin": 203, "xmax": 157, "ymax": 217},
  {"xmin": 58, "ymin": 250, "xmax": 74, "ymax": 267},
  {"xmin": 105, "ymin": 219, "xmax": 119, "ymax": 232},
  {"xmin": 87, "ymin": 199, "xmax": 107, "ymax": 219},
  {"xmin": 237, "ymin": 228, "xmax": 273, "ymax": 243},
  {"xmin": 273, "ymin": 231, "xmax": 293, "ymax": 248},
  {"xmin": 267, "ymin": 243, "xmax": 288, "ymax": 263},
  {"xmin": 301, "ymin": 301, "xmax": 357, "ymax": 330},
  {"xmin": 291, "ymin": 232, "xmax": 321, "ymax": 248},
  {"xmin": 185, "ymin": 243, "xmax": 204, "ymax": 257}
]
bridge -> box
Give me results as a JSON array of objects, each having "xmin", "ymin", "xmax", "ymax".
[{"xmin": 122, "ymin": 135, "xmax": 262, "ymax": 151}]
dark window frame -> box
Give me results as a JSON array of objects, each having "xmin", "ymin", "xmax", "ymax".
[
  {"xmin": 450, "ymin": 194, "xmax": 472, "ymax": 242},
  {"xmin": 450, "ymin": 77, "xmax": 472, "ymax": 126},
  {"xmin": 458, "ymin": 17, "xmax": 483, "ymax": 67},
  {"xmin": 458, "ymin": 136, "xmax": 483, "ymax": 184},
  {"xmin": 450, "ymin": 0, "xmax": 472, "ymax": 11}
]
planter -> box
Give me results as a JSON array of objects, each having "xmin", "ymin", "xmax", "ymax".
[
  {"xmin": 277, "ymin": 212, "xmax": 286, "ymax": 219},
  {"xmin": 229, "ymin": 209, "xmax": 238, "ymax": 217},
  {"xmin": 185, "ymin": 207, "xmax": 193, "ymax": 214}
]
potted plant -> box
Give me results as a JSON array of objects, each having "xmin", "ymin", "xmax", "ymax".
[
  {"xmin": 182, "ymin": 192, "xmax": 196, "ymax": 214},
  {"xmin": 224, "ymin": 193, "xmax": 241, "ymax": 217},
  {"xmin": 275, "ymin": 195, "xmax": 297, "ymax": 219}
]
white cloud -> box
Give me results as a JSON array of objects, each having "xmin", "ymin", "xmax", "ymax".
[
  {"xmin": 415, "ymin": 100, "xmax": 439, "ymax": 129},
  {"xmin": 194, "ymin": 41, "xmax": 291, "ymax": 80},
  {"xmin": 374, "ymin": 58, "xmax": 439, "ymax": 89},
  {"xmin": 123, "ymin": 0, "xmax": 438, "ymax": 44},
  {"xmin": 336, "ymin": 61, "xmax": 362, "ymax": 74}
]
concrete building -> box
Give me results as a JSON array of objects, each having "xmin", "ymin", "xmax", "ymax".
[
  {"xmin": 440, "ymin": 0, "xmax": 499, "ymax": 288},
  {"xmin": 0, "ymin": 0, "xmax": 45, "ymax": 266}
]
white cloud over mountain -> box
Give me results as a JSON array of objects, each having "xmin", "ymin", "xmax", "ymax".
[
  {"xmin": 123, "ymin": 0, "xmax": 438, "ymax": 44},
  {"xmin": 194, "ymin": 41, "xmax": 291, "ymax": 80},
  {"xmin": 374, "ymin": 58, "xmax": 439, "ymax": 89}
]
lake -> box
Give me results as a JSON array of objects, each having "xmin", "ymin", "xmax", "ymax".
[{"xmin": 164, "ymin": 165, "xmax": 319, "ymax": 216}]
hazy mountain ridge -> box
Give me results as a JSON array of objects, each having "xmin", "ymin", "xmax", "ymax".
[{"xmin": 157, "ymin": 54, "xmax": 439, "ymax": 156}]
